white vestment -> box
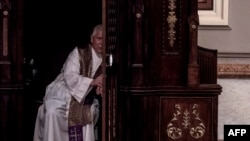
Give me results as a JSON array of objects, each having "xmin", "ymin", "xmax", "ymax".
[{"xmin": 33, "ymin": 46, "xmax": 102, "ymax": 141}]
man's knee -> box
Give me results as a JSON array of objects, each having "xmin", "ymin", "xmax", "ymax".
[{"xmin": 44, "ymin": 100, "xmax": 65, "ymax": 117}]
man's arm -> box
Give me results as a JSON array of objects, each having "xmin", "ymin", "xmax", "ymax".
[{"xmin": 62, "ymin": 47, "xmax": 94, "ymax": 102}]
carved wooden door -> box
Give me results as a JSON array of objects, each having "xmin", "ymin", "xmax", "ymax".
[
  {"xmin": 104, "ymin": 0, "xmax": 221, "ymax": 141},
  {"xmin": 102, "ymin": 0, "xmax": 119, "ymax": 141}
]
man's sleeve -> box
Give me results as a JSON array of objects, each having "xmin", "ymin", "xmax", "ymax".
[{"xmin": 62, "ymin": 47, "xmax": 93, "ymax": 103}]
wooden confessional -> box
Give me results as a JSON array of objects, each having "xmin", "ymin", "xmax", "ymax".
[
  {"xmin": 103, "ymin": 0, "xmax": 222, "ymax": 141},
  {"xmin": 0, "ymin": 0, "xmax": 221, "ymax": 141}
]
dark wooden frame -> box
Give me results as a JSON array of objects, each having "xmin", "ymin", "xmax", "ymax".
[{"xmin": 198, "ymin": 0, "xmax": 213, "ymax": 10}]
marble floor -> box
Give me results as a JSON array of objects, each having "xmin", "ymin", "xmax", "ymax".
[{"xmin": 217, "ymin": 79, "xmax": 250, "ymax": 140}]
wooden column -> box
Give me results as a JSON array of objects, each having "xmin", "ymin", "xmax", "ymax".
[{"xmin": 188, "ymin": 0, "xmax": 200, "ymax": 86}]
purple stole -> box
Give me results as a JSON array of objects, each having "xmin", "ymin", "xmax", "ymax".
[{"xmin": 68, "ymin": 45, "xmax": 102, "ymax": 141}]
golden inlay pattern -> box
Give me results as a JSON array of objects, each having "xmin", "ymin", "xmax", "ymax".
[
  {"xmin": 167, "ymin": 0, "xmax": 177, "ymax": 47},
  {"xmin": 166, "ymin": 104, "xmax": 206, "ymax": 139}
]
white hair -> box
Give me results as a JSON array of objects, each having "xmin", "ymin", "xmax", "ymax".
[{"xmin": 91, "ymin": 24, "xmax": 103, "ymax": 38}]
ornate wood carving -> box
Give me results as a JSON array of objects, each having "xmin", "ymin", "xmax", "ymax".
[
  {"xmin": 119, "ymin": 85, "xmax": 221, "ymax": 141},
  {"xmin": 166, "ymin": 104, "xmax": 206, "ymax": 139},
  {"xmin": 107, "ymin": 0, "xmax": 221, "ymax": 141},
  {"xmin": 162, "ymin": 0, "xmax": 182, "ymax": 55},
  {"xmin": 166, "ymin": 0, "xmax": 177, "ymax": 48}
]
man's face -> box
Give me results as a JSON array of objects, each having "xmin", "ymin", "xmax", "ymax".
[{"xmin": 91, "ymin": 29, "xmax": 103, "ymax": 55}]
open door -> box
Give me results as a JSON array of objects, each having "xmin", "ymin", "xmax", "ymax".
[
  {"xmin": 23, "ymin": 0, "xmax": 102, "ymax": 140},
  {"xmin": 102, "ymin": 0, "xmax": 119, "ymax": 141}
]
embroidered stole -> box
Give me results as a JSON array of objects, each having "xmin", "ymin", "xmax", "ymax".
[{"xmin": 68, "ymin": 45, "xmax": 102, "ymax": 141}]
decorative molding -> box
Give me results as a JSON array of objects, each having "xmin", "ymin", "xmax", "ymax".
[
  {"xmin": 218, "ymin": 52, "xmax": 250, "ymax": 58},
  {"xmin": 218, "ymin": 64, "xmax": 250, "ymax": 78},
  {"xmin": 198, "ymin": 0, "xmax": 229, "ymax": 28}
]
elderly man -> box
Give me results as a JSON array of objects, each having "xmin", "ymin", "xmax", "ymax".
[{"xmin": 33, "ymin": 24, "xmax": 103, "ymax": 141}]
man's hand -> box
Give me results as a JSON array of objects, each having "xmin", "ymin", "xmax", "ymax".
[
  {"xmin": 91, "ymin": 74, "xmax": 103, "ymax": 87},
  {"xmin": 91, "ymin": 74, "xmax": 103, "ymax": 95},
  {"xmin": 96, "ymin": 85, "xmax": 103, "ymax": 95}
]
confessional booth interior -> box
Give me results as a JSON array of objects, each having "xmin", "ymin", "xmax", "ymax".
[{"xmin": 0, "ymin": 0, "xmax": 222, "ymax": 141}]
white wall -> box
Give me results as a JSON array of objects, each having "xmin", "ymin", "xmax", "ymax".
[
  {"xmin": 198, "ymin": 0, "xmax": 250, "ymax": 53},
  {"xmin": 198, "ymin": 0, "xmax": 250, "ymax": 140}
]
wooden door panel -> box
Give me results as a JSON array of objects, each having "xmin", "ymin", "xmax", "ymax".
[
  {"xmin": 129, "ymin": 96, "xmax": 160, "ymax": 141},
  {"xmin": 118, "ymin": 86, "xmax": 220, "ymax": 141},
  {"xmin": 118, "ymin": 0, "xmax": 192, "ymax": 87},
  {"xmin": 103, "ymin": 0, "xmax": 120, "ymax": 140},
  {"xmin": 160, "ymin": 97, "xmax": 214, "ymax": 141}
]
